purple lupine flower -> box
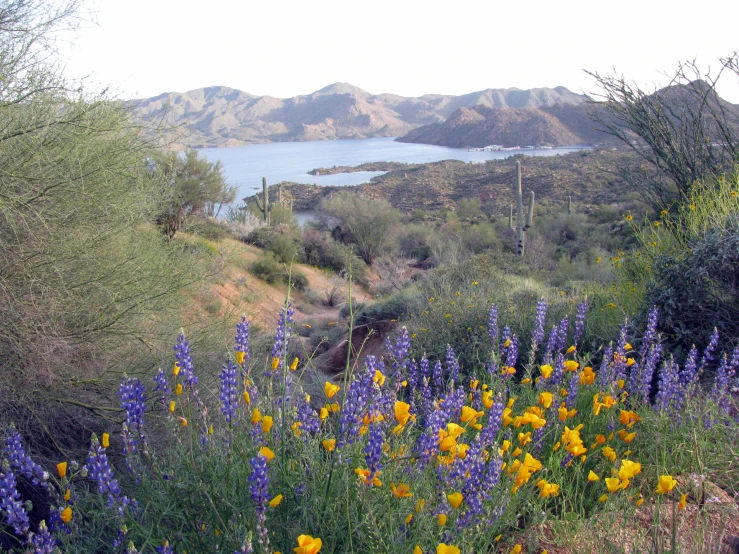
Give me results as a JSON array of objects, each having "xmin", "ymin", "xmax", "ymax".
[
  {"xmin": 674, "ymin": 346, "xmax": 699, "ymax": 412},
  {"xmin": 712, "ymin": 346, "xmax": 738, "ymax": 414},
  {"xmin": 504, "ymin": 334, "xmax": 519, "ymax": 370},
  {"xmin": 86, "ymin": 437, "xmax": 132, "ymax": 515},
  {"xmin": 456, "ymin": 441, "xmax": 487, "ymax": 528},
  {"xmin": 445, "ymin": 345, "xmax": 460, "ymax": 384},
  {"xmin": 637, "ymin": 342, "xmax": 662, "ymax": 400},
  {"xmin": 655, "ymin": 357, "xmax": 680, "ymax": 413},
  {"xmin": 119, "ymin": 377, "xmax": 146, "ymax": 456},
  {"xmin": 30, "ymin": 520, "xmax": 57, "ymax": 553},
  {"xmin": 220, "ymin": 360, "xmax": 239, "ymax": 424},
  {"xmin": 156, "ymin": 542, "xmax": 175, "ymax": 554},
  {"xmin": 612, "ymin": 325, "xmax": 629, "ymax": 385},
  {"xmin": 697, "ymin": 328, "xmax": 720, "ymax": 377},
  {"xmin": 235, "ymin": 315, "xmax": 251, "ymax": 363},
  {"xmin": 248, "ymin": 454, "xmax": 270, "ymax": 553},
  {"xmin": 269, "ymin": 303, "xmax": 295, "ymax": 373},
  {"xmin": 439, "ymin": 386, "xmax": 466, "ymax": 421},
  {"xmin": 432, "ymin": 360, "xmax": 444, "ymax": 391},
  {"xmin": 4, "ymin": 428, "xmax": 48, "ymax": 488},
  {"xmin": 530, "ymin": 299, "xmax": 548, "ymax": 363},
  {"xmin": 565, "ymin": 372, "xmax": 579, "ymax": 407},
  {"xmin": 174, "ymin": 333, "xmax": 198, "ymax": 387},
  {"xmin": 500, "ymin": 326, "xmax": 511, "ymax": 353},
  {"xmin": 414, "ymin": 405, "xmax": 449, "ymax": 463},
  {"xmin": 389, "ymin": 327, "xmax": 411, "ymax": 385},
  {"xmin": 407, "ymin": 359, "xmax": 420, "ymax": 393},
  {"xmin": 153, "ymin": 369, "xmax": 170, "ymax": 409},
  {"xmin": 364, "ymin": 423, "xmax": 384, "ymax": 485},
  {"xmin": 338, "ymin": 358, "xmax": 377, "ymax": 447},
  {"xmin": 573, "ymin": 300, "xmax": 588, "ymax": 346},
  {"xmin": 479, "ymin": 398, "xmax": 505, "ymax": 447},
  {"xmin": 543, "ymin": 325, "xmax": 559, "ymax": 365},
  {"xmin": 548, "ymin": 352, "xmax": 566, "ymax": 388},
  {"xmin": 555, "ymin": 316, "xmax": 570, "ymax": 353},
  {"xmin": 488, "ymin": 304, "xmax": 498, "ymax": 347},
  {"xmin": 296, "ymin": 397, "xmax": 320, "ymax": 436},
  {"xmin": 596, "ymin": 345, "xmax": 615, "ymax": 388},
  {"xmin": 0, "ymin": 460, "xmax": 30, "ymax": 537},
  {"xmin": 639, "ymin": 307, "xmax": 660, "ymax": 361}
]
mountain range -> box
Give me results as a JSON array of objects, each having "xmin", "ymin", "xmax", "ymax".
[{"xmin": 131, "ymin": 83, "xmax": 589, "ymax": 148}]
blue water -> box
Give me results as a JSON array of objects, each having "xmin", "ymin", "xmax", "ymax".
[{"xmin": 199, "ymin": 137, "xmax": 589, "ymax": 202}]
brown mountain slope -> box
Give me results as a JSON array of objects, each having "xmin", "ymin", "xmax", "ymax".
[
  {"xmin": 130, "ymin": 83, "xmax": 587, "ymax": 148},
  {"xmin": 398, "ymin": 105, "xmax": 586, "ymax": 148}
]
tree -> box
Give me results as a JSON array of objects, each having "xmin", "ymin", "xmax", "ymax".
[
  {"xmin": 321, "ymin": 192, "xmax": 400, "ymax": 265},
  {"xmin": 0, "ymin": 0, "xmax": 216, "ymax": 412},
  {"xmin": 586, "ymin": 53, "xmax": 739, "ymax": 210},
  {"xmin": 153, "ymin": 149, "xmax": 235, "ymax": 240}
]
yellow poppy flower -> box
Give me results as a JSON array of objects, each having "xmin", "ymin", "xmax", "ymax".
[
  {"xmin": 447, "ymin": 492, "xmax": 464, "ymax": 508},
  {"xmin": 540, "ymin": 365, "xmax": 553, "ymax": 379},
  {"xmin": 262, "ymin": 416, "xmax": 274, "ymax": 433},
  {"xmin": 293, "ymin": 534, "xmax": 322, "ymax": 554},
  {"xmin": 437, "ymin": 513, "xmax": 447, "ymax": 526},
  {"xmin": 269, "ymin": 494, "xmax": 283, "ymax": 507},
  {"xmin": 290, "ymin": 357, "xmax": 299, "ymax": 371},
  {"xmin": 169, "ymin": 400, "xmax": 176, "ymax": 413},
  {"xmin": 175, "ymin": 383, "xmax": 183, "ymax": 395},
  {"xmin": 56, "ymin": 462, "xmax": 67, "ymax": 478},
  {"xmin": 64, "ymin": 489, "xmax": 71, "ymax": 502},
  {"xmin": 538, "ymin": 391, "xmax": 553, "ymax": 408},
  {"xmin": 259, "ymin": 446, "xmax": 275, "ymax": 462},
  {"xmin": 252, "ymin": 408, "xmax": 262, "ymax": 424},
  {"xmin": 655, "ymin": 475, "xmax": 677, "ymax": 494},
  {"xmin": 235, "ymin": 351, "xmax": 246, "ymax": 365},
  {"xmin": 405, "ymin": 513, "xmax": 413, "ymax": 524},
  {"xmin": 510, "ymin": 545, "xmax": 522, "ymax": 554},
  {"xmin": 243, "ymin": 391, "xmax": 251, "ymax": 404},
  {"xmin": 322, "ymin": 439, "xmax": 336, "ymax": 452},
  {"xmin": 101, "ymin": 433, "xmax": 110, "ymax": 448},
  {"xmin": 391, "ymin": 483, "xmax": 413, "ymax": 498},
  {"xmin": 563, "ymin": 360, "xmax": 579, "ymax": 372},
  {"xmin": 588, "ymin": 471, "xmax": 600, "ymax": 481},
  {"xmin": 394, "ymin": 401, "xmax": 411, "ymax": 425},
  {"xmin": 678, "ymin": 493, "xmax": 687, "ymax": 509},
  {"xmin": 60, "ymin": 506, "xmax": 72, "ymax": 523},
  {"xmin": 324, "ymin": 382, "xmax": 340, "ymax": 399},
  {"xmin": 437, "ymin": 544, "xmax": 461, "ymax": 554},
  {"xmin": 173, "ymin": 362, "xmax": 180, "ymax": 376}
]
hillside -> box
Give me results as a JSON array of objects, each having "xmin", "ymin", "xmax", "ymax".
[
  {"xmin": 397, "ymin": 80, "xmax": 739, "ymax": 148},
  {"xmin": 276, "ymin": 148, "xmax": 635, "ymax": 214},
  {"xmin": 396, "ymin": 103, "xmax": 614, "ymax": 148},
  {"xmin": 130, "ymin": 83, "xmax": 586, "ymax": 148}
]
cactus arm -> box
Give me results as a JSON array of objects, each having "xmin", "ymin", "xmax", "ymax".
[
  {"xmin": 525, "ymin": 191, "xmax": 535, "ymax": 230},
  {"xmin": 515, "ymin": 160, "xmax": 525, "ymax": 256}
]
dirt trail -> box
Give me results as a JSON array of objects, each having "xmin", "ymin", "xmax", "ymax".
[{"xmin": 187, "ymin": 238, "xmax": 380, "ymax": 376}]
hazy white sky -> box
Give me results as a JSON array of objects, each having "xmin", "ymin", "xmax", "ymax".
[{"xmin": 59, "ymin": 0, "xmax": 739, "ymax": 102}]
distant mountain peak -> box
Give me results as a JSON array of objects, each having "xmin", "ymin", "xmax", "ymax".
[{"xmin": 312, "ymin": 82, "xmax": 371, "ymax": 97}]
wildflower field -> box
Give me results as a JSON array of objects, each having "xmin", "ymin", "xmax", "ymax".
[{"xmin": 2, "ymin": 294, "xmax": 737, "ymax": 554}]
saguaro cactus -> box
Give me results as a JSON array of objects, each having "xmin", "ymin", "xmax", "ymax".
[
  {"xmin": 508, "ymin": 205, "xmax": 513, "ymax": 229},
  {"xmin": 567, "ymin": 195, "xmax": 572, "ymax": 214},
  {"xmin": 514, "ymin": 160, "xmax": 535, "ymax": 256},
  {"xmin": 254, "ymin": 177, "xmax": 273, "ymax": 224}
]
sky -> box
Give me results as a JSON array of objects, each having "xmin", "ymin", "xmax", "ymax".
[{"xmin": 58, "ymin": 0, "xmax": 739, "ymax": 102}]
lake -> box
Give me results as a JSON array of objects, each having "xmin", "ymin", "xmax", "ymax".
[{"xmin": 199, "ymin": 137, "xmax": 590, "ymax": 203}]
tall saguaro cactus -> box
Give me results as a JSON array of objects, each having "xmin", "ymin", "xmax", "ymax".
[
  {"xmin": 254, "ymin": 177, "xmax": 273, "ymax": 224},
  {"xmin": 514, "ymin": 161, "xmax": 535, "ymax": 256}
]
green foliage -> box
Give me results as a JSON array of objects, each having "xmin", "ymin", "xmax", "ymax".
[
  {"xmin": 268, "ymin": 233, "xmax": 299, "ymax": 264},
  {"xmin": 322, "ymin": 192, "xmax": 400, "ymax": 265},
  {"xmin": 249, "ymin": 253, "xmax": 308, "ymax": 291},
  {"xmin": 152, "ymin": 149, "xmax": 235, "ymax": 240},
  {"xmin": 20, "ymin": 307, "xmax": 736, "ymax": 554},
  {"xmin": 621, "ymin": 169, "xmax": 739, "ymax": 349},
  {"xmin": 299, "ymin": 229, "xmax": 370, "ymax": 287}
]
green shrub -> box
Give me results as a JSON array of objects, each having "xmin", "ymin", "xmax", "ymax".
[
  {"xmin": 249, "ymin": 252, "xmax": 283, "ymax": 284},
  {"xmin": 268, "ymin": 233, "xmax": 299, "ymax": 263}
]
